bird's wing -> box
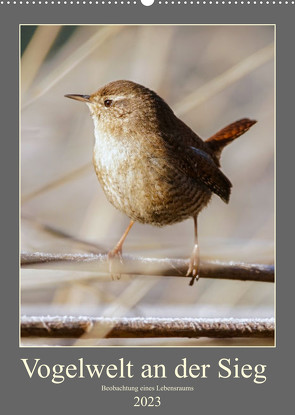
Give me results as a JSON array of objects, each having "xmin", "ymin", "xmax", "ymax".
[{"xmin": 169, "ymin": 145, "xmax": 232, "ymax": 203}]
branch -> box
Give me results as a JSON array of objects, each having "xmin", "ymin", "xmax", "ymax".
[
  {"xmin": 21, "ymin": 316, "xmax": 274, "ymax": 339},
  {"xmin": 21, "ymin": 252, "xmax": 274, "ymax": 283}
]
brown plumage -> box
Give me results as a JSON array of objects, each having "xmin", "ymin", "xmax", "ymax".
[{"xmin": 65, "ymin": 80, "xmax": 256, "ymax": 285}]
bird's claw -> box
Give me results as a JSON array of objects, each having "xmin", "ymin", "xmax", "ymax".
[
  {"xmin": 186, "ymin": 254, "xmax": 200, "ymax": 286},
  {"xmin": 108, "ymin": 248, "xmax": 123, "ymax": 263},
  {"xmin": 107, "ymin": 248, "xmax": 124, "ymax": 280}
]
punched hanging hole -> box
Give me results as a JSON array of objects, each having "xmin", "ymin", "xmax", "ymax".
[{"xmin": 141, "ymin": 0, "xmax": 154, "ymax": 5}]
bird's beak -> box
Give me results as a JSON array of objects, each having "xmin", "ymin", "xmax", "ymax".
[{"xmin": 64, "ymin": 94, "xmax": 91, "ymax": 102}]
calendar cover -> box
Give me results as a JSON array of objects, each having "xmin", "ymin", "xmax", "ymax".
[{"xmin": 1, "ymin": 1, "xmax": 291, "ymax": 413}]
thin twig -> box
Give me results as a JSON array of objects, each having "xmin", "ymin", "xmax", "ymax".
[
  {"xmin": 21, "ymin": 316, "xmax": 274, "ymax": 339},
  {"xmin": 21, "ymin": 252, "xmax": 274, "ymax": 283}
]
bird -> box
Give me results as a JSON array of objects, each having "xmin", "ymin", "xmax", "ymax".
[{"xmin": 65, "ymin": 80, "xmax": 256, "ymax": 285}]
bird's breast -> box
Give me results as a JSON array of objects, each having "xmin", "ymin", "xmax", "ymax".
[
  {"xmin": 93, "ymin": 130, "xmax": 150, "ymax": 214},
  {"xmin": 92, "ymin": 130, "xmax": 211, "ymax": 225}
]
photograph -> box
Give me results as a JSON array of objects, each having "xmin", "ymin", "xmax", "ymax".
[{"xmin": 20, "ymin": 24, "xmax": 275, "ymax": 347}]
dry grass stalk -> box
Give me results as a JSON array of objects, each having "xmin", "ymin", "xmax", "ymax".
[
  {"xmin": 22, "ymin": 26, "xmax": 124, "ymax": 109},
  {"xmin": 174, "ymin": 43, "xmax": 274, "ymax": 116},
  {"xmin": 21, "ymin": 26, "xmax": 62, "ymax": 95}
]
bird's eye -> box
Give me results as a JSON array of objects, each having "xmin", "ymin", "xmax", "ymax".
[{"xmin": 104, "ymin": 99, "xmax": 113, "ymax": 107}]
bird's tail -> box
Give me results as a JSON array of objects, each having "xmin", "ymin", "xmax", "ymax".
[{"xmin": 205, "ymin": 118, "xmax": 257, "ymax": 162}]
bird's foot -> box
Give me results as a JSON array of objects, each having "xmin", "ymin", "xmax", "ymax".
[
  {"xmin": 186, "ymin": 246, "xmax": 200, "ymax": 286},
  {"xmin": 108, "ymin": 246, "xmax": 124, "ymax": 263},
  {"xmin": 107, "ymin": 247, "xmax": 124, "ymax": 280}
]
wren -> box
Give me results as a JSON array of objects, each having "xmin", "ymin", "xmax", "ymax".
[{"xmin": 65, "ymin": 80, "xmax": 256, "ymax": 285}]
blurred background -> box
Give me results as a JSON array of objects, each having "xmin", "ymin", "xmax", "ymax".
[{"xmin": 21, "ymin": 25, "xmax": 274, "ymax": 346}]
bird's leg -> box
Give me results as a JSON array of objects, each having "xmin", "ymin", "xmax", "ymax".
[
  {"xmin": 186, "ymin": 215, "xmax": 200, "ymax": 286},
  {"xmin": 107, "ymin": 220, "xmax": 134, "ymax": 279},
  {"xmin": 108, "ymin": 220, "xmax": 134, "ymax": 263}
]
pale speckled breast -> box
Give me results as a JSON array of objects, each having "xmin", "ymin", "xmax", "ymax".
[{"xmin": 93, "ymin": 131, "xmax": 212, "ymax": 226}]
